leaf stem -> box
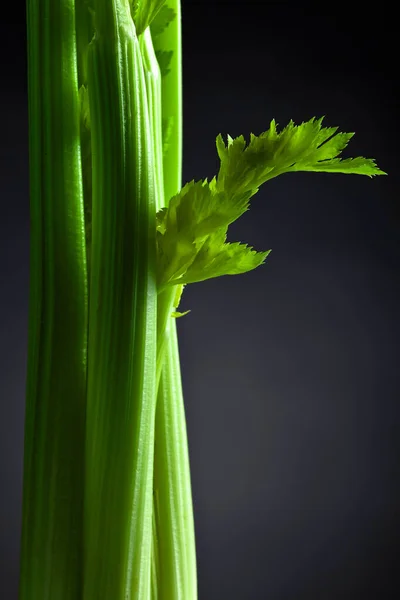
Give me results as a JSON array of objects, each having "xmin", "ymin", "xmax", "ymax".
[{"xmin": 147, "ymin": 2, "xmax": 198, "ymax": 597}]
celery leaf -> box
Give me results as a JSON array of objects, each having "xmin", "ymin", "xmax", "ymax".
[
  {"xmin": 216, "ymin": 117, "xmax": 385, "ymax": 198},
  {"xmin": 156, "ymin": 117, "xmax": 385, "ymax": 289},
  {"xmin": 175, "ymin": 233, "xmax": 270, "ymax": 285}
]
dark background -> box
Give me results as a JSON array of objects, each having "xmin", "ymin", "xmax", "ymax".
[{"xmin": 1, "ymin": 1, "xmax": 399, "ymax": 598}]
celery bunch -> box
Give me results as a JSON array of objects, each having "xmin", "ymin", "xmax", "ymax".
[{"xmin": 20, "ymin": 1, "xmax": 384, "ymax": 599}]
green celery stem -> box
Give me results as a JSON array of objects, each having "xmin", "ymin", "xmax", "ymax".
[
  {"xmin": 156, "ymin": 0, "xmax": 182, "ymax": 201},
  {"xmin": 153, "ymin": 322, "xmax": 197, "ymax": 600},
  {"xmin": 156, "ymin": 287, "xmax": 177, "ymax": 383},
  {"xmin": 20, "ymin": 1, "xmax": 88, "ymax": 599},
  {"xmin": 84, "ymin": 2, "xmax": 157, "ymax": 598},
  {"xmin": 149, "ymin": 1, "xmax": 198, "ymax": 597}
]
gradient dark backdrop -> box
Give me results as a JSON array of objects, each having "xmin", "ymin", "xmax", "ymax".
[{"xmin": 1, "ymin": 2, "xmax": 399, "ymax": 598}]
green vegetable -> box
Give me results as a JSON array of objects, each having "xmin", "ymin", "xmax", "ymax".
[
  {"xmin": 157, "ymin": 118, "xmax": 383, "ymax": 292},
  {"xmin": 19, "ymin": 1, "xmax": 88, "ymax": 598},
  {"xmin": 20, "ymin": 1, "xmax": 385, "ymax": 599},
  {"xmin": 83, "ymin": 2, "xmax": 157, "ymax": 597}
]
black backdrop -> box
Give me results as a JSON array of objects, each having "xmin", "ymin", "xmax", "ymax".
[{"xmin": 1, "ymin": 2, "xmax": 399, "ymax": 598}]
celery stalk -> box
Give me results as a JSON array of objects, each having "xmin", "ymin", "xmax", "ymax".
[
  {"xmin": 153, "ymin": 323, "xmax": 197, "ymax": 600},
  {"xmin": 20, "ymin": 2, "xmax": 384, "ymax": 598},
  {"xmin": 145, "ymin": 2, "xmax": 198, "ymax": 597},
  {"xmin": 83, "ymin": 1, "xmax": 157, "ymax": 598},
  {"xmin": 20, "ymin": 1, "xmax": 88, "ymax": 598},
  {"xmin": 154, "ymin": 0, "xmax": 182, "ymax": 203}
]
